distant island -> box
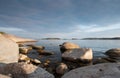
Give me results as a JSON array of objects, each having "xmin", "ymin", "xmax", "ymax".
[
  {"xmin": 82, "ymin": 37, "xmax": 120, "ymax": 40},
  {"xmin": 41, "ymin": 38, "xmax": 61, "ymax": 40}
]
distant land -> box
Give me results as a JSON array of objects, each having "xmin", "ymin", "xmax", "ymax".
[{"xmin": 82, "ymin": 37, "xmax": 120, "ymax": 40}]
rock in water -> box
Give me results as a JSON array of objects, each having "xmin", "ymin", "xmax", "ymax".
[
  {"xmin": 105, "ymin": 48, "xmax": 120, "ymax": 57},
  {"xmin": 56, "ymin": 63, "xmax": 68, "ymax": 75},
  {"xmin": 62, "ymin": 48, "xmax": 93, "ymax": 63},
  {"xmin": 60, "ymin": 42, "xmax": 80, "ymax": 53},
  {"xmin": 62, "ymin": 63, "xmax": 120, "ymax": 78},
  {"xmin": 0, "ymin": 62, "xmax": 55, "ymax": 78},
  {"xmin": 0, "ymin": 34, "xmax": 19, "ymax": 63}
]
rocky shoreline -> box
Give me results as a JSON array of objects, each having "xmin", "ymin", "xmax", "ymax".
[{"xmin": 1, "ymin": 34, "xmax": 120, "ymax": 78}]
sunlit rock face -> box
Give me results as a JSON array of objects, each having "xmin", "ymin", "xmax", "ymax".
[
  {"xmin": 0, "ymin": 34, "xmax": 19, "ymax": 63},
  {"xmin": 62, "ymin": 63, "xmax": 120, "ymax": 78},
  {"xmin": 62, "ymin": 48, "xmax": 93, "ymax": 63},
  {"xmin": 60, "ymin": 42, "xmax": 80, "ymax": 53}
]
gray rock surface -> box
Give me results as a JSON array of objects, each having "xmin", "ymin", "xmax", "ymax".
[
  {"xmin": 0, "ymin": 62, "xmax": 54, "ymax": 78},
  {"xmin": 62, "ymin": 63, "xmax": 120, "ymax": 78},
  {"xmin": 62, "ymin": 48, "xmax": 93, "ymax": 62},
  {"xmin": 0, "ymin": 34, "xmax": 19, "ymax": 63},
  {"xmin": 105, "ymin": 48, "xmax": 120, "ymax": 57}
]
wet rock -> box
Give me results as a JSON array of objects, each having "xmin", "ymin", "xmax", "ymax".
[
  {"xmin": 62, "ymin": 48, "xmax": 93, "ymax": 63},
  {"xmin": 60, "ymin": 42, "xmax": 80, "ymax": 53},
  {"xmin": 28, "ymin": 45, "xmax": 45, "ymax": 50},
  {"xmin": 105, "ymin": 48, "xmax": 120, "ymax": 58},
  {"xmin": 19, "ymin": 54, "xmax": 31, "ymax": 63},
  {"xmin": 0, "ymin": 34, "xmax": 19, "ymax": 63},
  {"xmin": 62, "ymin": 63, "xmax": 120, "ymax": 78},
  {"xmin": 56, "ymin": 63, "xmax": 68, "ymax": 75},
  {"xmin": 37, "ymin": 50, "xmax": 54, "ymax": 55},
  {"xmin": 0, "ymin": 62, "xmax": 55, "ymax": 78},
  {"xmin": 30, "ymin": 59, "xmax": 41, "ymax": 64}
]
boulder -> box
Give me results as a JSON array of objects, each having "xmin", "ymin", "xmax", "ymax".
[
  {"xmin": 62, "ymin": 63, "xmax": 120, "ymax": 78},
  {"xmin": 28, "ymin": 45, "xmax": 45, "ymax": 50},
  {"xmin": 19, "ymin": 47, "xmax": 32, "ymax": 54},
  {"xmin": 0, "ymin": 62, "xmax": 55, "ymax": 78},
  {"xmin": 62, "ymin": 48, "xmax": 93, "ymax": 63},
  {"xmin": 0, "ymin": 34, "xmax": 19, "ymax": 63},
  {"xmin": 60, "ymin": 42, "xmax": 80, "ymax": 53},
  {"xmin": 19, "ymin": 54, "xmax": 31, "ymax": 63},
  {"xmin": 105, "ymin": 48, "xmax": 120, "ymax": 58},
  {"xmin": 56, "ymin": 63, "xmax": 68, "ymax": 75}
]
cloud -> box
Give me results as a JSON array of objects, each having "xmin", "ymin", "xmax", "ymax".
[
  {"xmin": 0, "ymin": 27, "xmax": 26, "ymax": 32},
  {"xmin": 75, "ymin": 23, "xmax": 120, "ymax": 33}
]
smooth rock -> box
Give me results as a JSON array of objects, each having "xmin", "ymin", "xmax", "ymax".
[
  {"xmin": 19, "ymin": 54, "xmax": 30, "ymax": 63},
  {"xmin": 0, "ymin": 34, "xmax": 19, "ymax": 63},
  {"xmin": 0, "ymin": 62, "xmax": 55, "ymax": 78},
  {"xmin": 29, "ymin": 45, "xmax": 45, "ymax": 50},
  {"xmin": 19, "ymin": 47, "xmax": 29, "ymax": 54},
  {"xmin": 30, "ymin": 59, "xmax": 41, "ymax": 64},
  {"xmin": 60, "ymin": 42, "xmax": 80, "ymax": 53},
  {"xmin": 56, "ymin": 63, "xmax": 68, "ymax": 75},
  {"xmin": 62, "ymin": 48, "xmax": 93, "ymax": 62},
  {"xmin": 105, "ymin": 48, "xmax": 120, "ymax": 57},
  {"xmin": 62, "ymin": 63, "xmax": 120, "ymax": 78}
]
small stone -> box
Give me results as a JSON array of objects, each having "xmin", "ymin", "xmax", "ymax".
[{"xmin": 56, "ymin": 63, "xmax": 68, "ymax": 75}]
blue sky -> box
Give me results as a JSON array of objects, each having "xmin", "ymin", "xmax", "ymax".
[{"xmin": 0, "ymin": 0, "xmax": 120, "ymax": 39}]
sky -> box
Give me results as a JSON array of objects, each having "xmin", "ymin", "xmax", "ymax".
[{"xmin": 0, "ymin": 0, "xmax": 120, "ymax": 39}]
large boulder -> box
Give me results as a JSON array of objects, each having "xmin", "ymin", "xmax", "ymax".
[
  {"xmin": 105, "ymin": 48, "xmax": 120, "ymax": 58},
  {"xmin": 60, "ymin": 42, "xmax": 80, "ymax": 52},
  {"xmin": 0, "ymin": 34, "xmax": 19, "ymax": 63},
  {"xmin": 0, "ymin": 62, "xmax": 54, "ymax": 78},
  {"xmin": 62, "ymin": 63, "xmax": 120, "ymax": 78},
  {"xmin": 62, "ymin": 48, "xmax": 93, "ymax": 62}
]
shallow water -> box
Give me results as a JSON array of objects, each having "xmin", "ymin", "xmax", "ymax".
[{"xmin": 28, "ymin": 40, "xmax": 120, "ymax": 63}]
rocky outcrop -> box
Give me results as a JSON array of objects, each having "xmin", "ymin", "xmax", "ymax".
[
  {"xmin": 62, "ymin": 48, "xmax": 93, "ymax": 62},
  {"xmin": 0, "ymin": 62, "xmax": 54, "ymax": 78},
  {"xmin": 0, "ymin": 34, "xmax": 19, "ymax": 63},
  {"xmin": 0, "ymin": 32, "xmax": 37, "ymax": 43},
  {"xmin": 105, "ymin": 48, "xmax": 120, "ymax": 58},
  {"xmin": 62, "ymin": 63, "xmax": 120, "ymax": 78},
  {"xmin": 59, "ymin": 42, "xmax": 80, "ymax": 52}
]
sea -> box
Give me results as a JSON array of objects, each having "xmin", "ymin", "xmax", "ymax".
[{"xmin": 28, "ymin": 40, "xmax": 120, "ymax": 63}]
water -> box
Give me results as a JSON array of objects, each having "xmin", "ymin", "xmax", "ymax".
[{"xmin": 28, "ymin": 40, "xmax": 120, "ymax": 62}]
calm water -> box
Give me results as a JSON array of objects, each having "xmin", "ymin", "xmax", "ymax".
[{"xmin": 28, "ymin": 40, "xmax": 120, "ymax": 62}]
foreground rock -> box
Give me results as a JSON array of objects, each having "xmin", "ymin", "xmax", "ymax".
[
  {"xmin": 0, "ymin": 62, "xmax": 54, "ymax": 78},
  {"xmin": 0, "ymin": 34, "xmax": 19, "ymax": 63},
  {"xmin": 56, "ymin": 63, "xmax": 68, "ymax": 75},
  {"xmin": 60, "ymin": 42, "xmax": 80, "ymax": 52},
  {"xmin": 105, "ymin": 48, "xmax": 120, "ymax": 58},
  {"xmin": 62, "ymin": 48, "xmax": 93, "ymax": 63},
  {"xmin": 62, "ymin": 63, "xmax": 120, "ymax": 78}
]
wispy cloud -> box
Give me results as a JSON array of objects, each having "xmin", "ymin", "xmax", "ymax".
[
  {"xmin": 0, "ymin": 27, "xmax": 26, "ymax": 32},
  {"xmin": 75, "ymin": 23, "xmax": 120, "ymax": 33}
]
